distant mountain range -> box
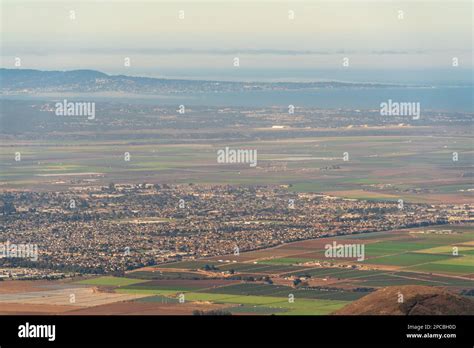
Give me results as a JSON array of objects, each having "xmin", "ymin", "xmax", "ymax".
[{"xmin": 0, "ymin": 68, "xmax": 406, "ymax": 95}]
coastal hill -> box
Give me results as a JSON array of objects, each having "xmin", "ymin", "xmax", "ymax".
[
  {"xmin": 335, "ymin": 285, "xmax": 474, "ymax": 315},
  {"xmin": 0, "ymin": 68, "xmax": 402, "ymax": 94}
]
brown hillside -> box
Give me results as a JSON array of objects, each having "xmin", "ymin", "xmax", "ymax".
[{"xmin": 335, "ymin": 286, "xmax": 474, "ymax": 315}]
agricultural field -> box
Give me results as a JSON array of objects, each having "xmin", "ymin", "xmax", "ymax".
[
  {"xmin": 120, "ymin": 279, "xmax": 239, "ymax": 292},
  {"xmin": 158, "ymin": 261, "xmax": 220, "ymax": 270},
  {"xmin": 217, "ymin": 262, "xmax": 303, "ymax": 274},
  {"xmin": 201, "ymin": 282, "xmax": 368, "ymax": 301},
  {"xmin": 0, "ymin": 225, "xmax": 471, "ymax": 315},
  {"xmin": 362, "ymin": 253, "xmax": 455, "ymax": 267},
  {"xmin": 0, "ymin": 285, "xmax": 150, "ymax": 314},
  {"xmin": 181, "ymin": 292, "xmax": 349, "ymax": 315},
  {"xmin": 95, "ymin": 224, "xmax": 471, "ymax": 314},
  {"xmin": 76, "ymin": 276, "xmax": 146, "ymax": 287},
  {"xmin": 125, "ymin": 270, "xmax": 210, "ymax": 280},
  {"xmin": 2, "ymin": 129, "xmax": 473, "ymax": 205}
]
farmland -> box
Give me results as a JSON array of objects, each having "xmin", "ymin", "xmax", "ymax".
[
  {"xmin": 1, "ymin": 108, "xmax": 473, "ymax": 205},
  {"xmin": 77, "ymin": 276, "xmax": 146, "ymax": 287},
  {"xmin": 1, "ymin": 101, "xmax": 472, "ymax": 315},
  {"xmin": 0, "ymin": 224, "xmax": 472, "ymax": 315},
  {"xmin": 35, "ymin": 225, "xmax": 474, "ymax": 314},
  {"xmin": 115, "ymin": 224, "xmax": 473, "ymax": 313}
]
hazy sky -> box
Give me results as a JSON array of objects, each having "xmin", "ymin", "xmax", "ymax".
[{"xmin": 1, "ymin": 0, "xmax": 472, "ymax": 80}]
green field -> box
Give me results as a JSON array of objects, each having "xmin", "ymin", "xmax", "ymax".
[
  {"xmin": 259, "ymin": 257, "xmax": 317, "ymax": 265},
  {"xmin": 76, "ymin": 276, "xmax": 146, "ymax": 287},
  {"xmin": 433, "ymin": 255, "xmax": 474, "ymax": 267},
  {"xmin": 203, "ymin": 282, "xmax": 368, "ymax": 301},
  {"xmin": 122, "ymin": 284, "xmax": 202, "ymax": 292},
  {"xmin": 158, "ymin": 261, "xmax": 219, "ymax": 269},
  {"xmin": 218, "ymin": 262, "xmax": 302, "ymax": 274},
  {"xmin": 417, "ymin": 245, "xmax": 474, "ymax": 255},
  {"xmin": 154, "ymin": 260, "xmax": 300, "ymax": 275},
  {"xmin": 408, "ymin": 263, "xmax": 474, "ymax": 276},
  {"xmin": 115, "ymin": 288, "xmax": 179, "ymax": 296},
  {"xmin": 363, "ymin": 252, "xmax": 455, "ymax": 267},
  {"xmin": 363, "ymin": 241, "xmax": 441, "ymax": 258},
  {"xmin": 182, "ymin": 292, "xmax": 349, "ymax": 315},
  {"xmin": 126, "ymin": 270, "xmax": 209, "ymax": 280},
  {"xmin": 2, "ymin": 132, "xmax": 473, "ymax": 204},
  {"xmin": 227, "ymin": 305, "xmax": 288, "ymax": 314},
  {"xmin": 283, "ymin": 267, "xmax": 385, "ymax": 279},
  {"xmin": 75, "ymin": 224, "xmax": 473, "ymax": 315}
]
